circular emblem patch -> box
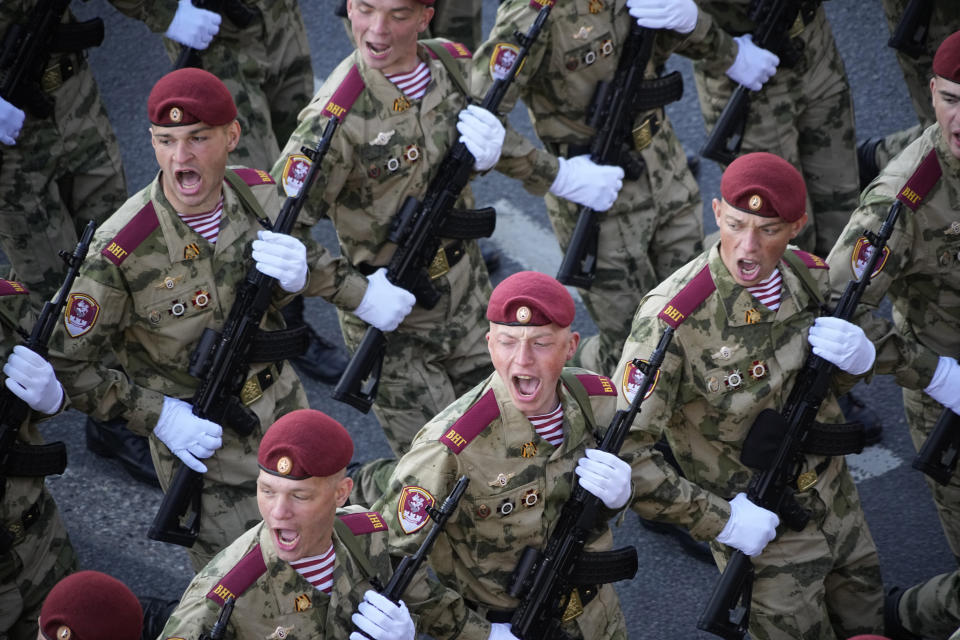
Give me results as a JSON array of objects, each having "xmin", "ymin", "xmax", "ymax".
[
  {"xmin": 276, "ymin": 456, "xmax": 292, "ymax": 475},
  {"xmin": 57, "ymin": 626, "xmax": 71, "ymax": 640},
  {"xmin": 516, "ymin": 305, "xmax": 531, "ymax": 324},
  {"xmin": 748, "ymin": 194, "xmax": 762, "ymax": 211},
  {"xmin": 169, "ymin": 106, "xmax": 182, "ymax": 123}
]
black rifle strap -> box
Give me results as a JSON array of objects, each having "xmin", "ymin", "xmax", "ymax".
[
  {"xmin": 420, "ymin": 39, "xmax": 471, "ymax": 99},
  {"xmin": 567, "ymin": 547, "xmax": 639, "ymax": 585},
  {"xmin": 1, "ymin": 441, "xmax": 67, "ymax": 477},
  {"xmin": 333, "ymin": 518, "xmax": 381, "ymax": 581},
  {"xmin": 559, "ymin": 371, "xmax": 598, "ymax": 434},
  {"xmin": 781, "ymin": 250, "xmax": 825, "ymax": 307},
  {"xmin": 802, "ymin": 421, "xmax": 865, "ymax": 456},
  {"xmin": 247, "ymin": 326, "xmax": 309, "ymax": 363}
]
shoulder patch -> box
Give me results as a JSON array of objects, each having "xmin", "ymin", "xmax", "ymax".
[
  {"xmin": 573, "ymin": 374, "xmax": 617, "ymax": 397},
  {"xmin": 897, "ymin": 149, "xmax": 942, "ymax": 211},
  {"xmin": 0, "ymin": 279, "xmax": 29, "ymax": 297},
  {"xmin": 397, "ymin": 486, "xmax": 435, "ymax": 535},
  {"xmin": 102, "ymin": 201, "xmax": 159, "ymax": 266},
  {"xmin": 230, "ymin": 167, "xmax": 275, "ymax": 186},
  {"xmin": 338, "ymin": 511, "xmax": 387, "ymax": 535},
  {"xmin": 205, "ymin": 544, "xmax": 267, "ymax": 606},
  {"xmin": 789, "ymin": 249, "xmax": 829, "ymax": 270},
  {"xmin": 440, "ymin": 389, "xmax": 499, "ymax": 454},
  {"xmin": 323, "ymin": 64, "xmax": 365, "ymax": 120},
  {"xmin": 658, "ymin": 265, "xmax": 716, "ymax": 329},
  {"xmin": 530, "ymin": 0, "xmax": 557, "ymax": 7},
  {"xmin": 425, "ymin": 41, "xmax": 473, "ymax": 59}
]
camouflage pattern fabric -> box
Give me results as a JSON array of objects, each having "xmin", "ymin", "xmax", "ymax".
[
  {"xmin": 688, "ymin": 2, "xmax": 858, "ymax": 257},
  {"xmin": 0, "ymin": 292, "xmax": 77, "ymax": 640},
  {"xmin": 0, "ymin": 1, "xmax": 127, "ymax": 315},
  {"xmin": 826, "ymin": 124, "xmax": 960, "ymax": 563},
  {"xmin": 615, "ymin": 244, "xmax": 883, "ymax": 639},
  {"xmin": 111, "ymin": 0, "xmax": 314, "ymax": 171},
  {"xmin": 47, "ymin": 172, "xmax": 309, "ymax": 569},
  {"xmin": 377, "ymin": 369, "xmax": 629, "ymax": 640},
  {"xmin": 472, "ymin": 0, "xmax": 705, "ymax": 377},
  {"xmin": 161, "ymin": 508, "xmax": 479, "ymax": 640},
  {"xmin": 431, "ymin": 0, "xmax": 484, "ymax": 50},
  {"xmin": 898, "ymin": 569, "xmax": 960, "ymax": 639},
  {"xmin": 273, "ymin": 44, "xmax": 497, "ymax": 456}
]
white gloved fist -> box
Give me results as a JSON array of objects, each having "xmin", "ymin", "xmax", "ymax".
[
  {"xmin": 3, "ymin": 345, "xmax": 64, "ymax": 414},
  {"xmin": 354, "ymin": 268, "xmax": 416, "ymax": 332},
  {"xmin": 252, "ymin": 230, "xmax": 308, "ymax": 293},
  {"xmin": 154, "ymin": 396, "xmax": 223, "ymax": 473},
  {"xmin": 925, "ymin": 356, "xmax": 960, "ymax": 414},
  {"xmin": 807, "ymin": 316, "xmax": 875, "ymax": 375},
  {"xmin": 487, "ymin": 622, "xmax": 521, "ymax": 640},
  {"xmin": 549, "ymin": 155, "xmax": 624, "ymax": 211},
  {"xmin": 349, "ymin": 591, "xmax": 415, "ymax": 640},
  {"xmin": 725, "ymin": 34, "xmax": 779, "ymax": 91},
  {"xmin": 626, "ymin": 0, "xmax": 698, "ymax": 34},
  {"xmin": 457, "ymin": 104, "xmax": 505, "ymax": 172},
  {"xmin": 575, "ymin": 448, "xmax": 632, "ymax": 510},
  {"xmin": 716, "ymin": 492, "xmax": 779, "ymax": 557},
  {"xmin": 0, "ymin": 97, "xmax": 25, "ymax": 146},
  {"xmin": 165, "ymin": 0, "xmax": 221, "ymax": 49}
]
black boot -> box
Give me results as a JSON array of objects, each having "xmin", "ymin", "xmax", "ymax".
[
  {"xmin": 838, "ymin": 391, "xmax": 884, "ymax": 446},
  {"xmin": 884, "ymin": 586, "xmax": 923, "ymax": 640},
  {"xmin": 85, "ymin": 416, "xmax": 159, "ymax": 487},
  {"xmin": 281, "ymin": 295, "xmax": 349, "ymax": 384},
  {"xmin": 857, "ymin": 137, "xmax": 883, "ymax": 191}
]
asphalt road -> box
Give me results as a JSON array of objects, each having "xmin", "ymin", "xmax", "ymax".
[{"xmin": 28, "ymin": 1, "xmax": 957, "ymax": 638}]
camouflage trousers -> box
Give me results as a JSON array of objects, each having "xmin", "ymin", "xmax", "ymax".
[
  {"xmin": 551, "ymin": 116, "xmax": 703, "ymax": 378},
  {"xmin": 0, "ymin": 59, "xmax": 127, "ymax": 314},
  {"xmin": 338, "ymin": 243, "xmax": 493, "ymax": 457},
  {"xmin": 0, "ymin": 487, "xmax": 77, "ymax": 640},
  {"xmin": 898, "ymin": 569, "xmax": 960, "ymax": 639},
  {"xmin": 163, "ymin": 0, "xmax": 313, "ymax": 171},
  {"xmin": 150, "ymin": 363, "xmax": 308, "ymax": 571}
]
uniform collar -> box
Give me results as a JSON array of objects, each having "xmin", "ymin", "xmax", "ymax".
[
  {"xmin": 352, "ymin": 43, "xmax": 454, "ymax": 114},
  {"xmin": 490, "ymin": 370, "xmax": 591, "ymax": 454},
  {"xmin": 707, "ymin": 243, "xmax": 808, "ymax": 327}
]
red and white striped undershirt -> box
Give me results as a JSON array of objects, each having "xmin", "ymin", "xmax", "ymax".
[
  {"xmin": 289, "ymin": 545, "xmax": 335, "ymax": 594},
  {"xmin": 529, "ymin": 403, "xmax": 564, "ymax": 447},
  {"xmin": 746, "ymin": 268, "xmax": 783, "ymax": 311},
  {"xmin": 177, "ymin": 195, "xmax": 224, "ymax": 245},
  {"xmin": 384, "ymin": 61, "xmax": 431, "ymax": 100}
]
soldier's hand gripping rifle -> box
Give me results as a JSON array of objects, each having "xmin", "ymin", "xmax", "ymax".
[
  {"xmin": 148, "ymin": 122, "xmax": 339, "ymax": 548},
  {"xmin": 353, "ymin": 476, "xmax": 470, "ymax": 639},
  {"xmin": 332, "ymin": 0, "xmax": 556, "ymax": 414},
  {"xmin": 888, "ymin": 0, "xmax": 934, "ymax": 59},
  {"xmin": 699, "ymin": 0, "xmax": 806, "ymax": 166},
  {"xmin": 508, "ymin": 327, "xmax": 674, "ymax": 640},
  {"xmin": 173, "ymin": 0, "xmax": 260, "ymax": 70},
  {"xmin": 697, "ymin": 200, "xmax": 903, "ymax": 640},
  {"xmin": 556, "ymin": 22, "xmax": 682, "ymax": 288},
  {"xmin": 0, "ymin": 221, "xmax": 94, "ymax": 512}
]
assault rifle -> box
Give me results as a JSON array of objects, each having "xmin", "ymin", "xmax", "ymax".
[
  {"xmin": 888, "ymin": 0, "xmax": 934, "ymax": 59},
  {"xmin": 173, "ymin": 0, "xmax": 260, "ymax": 69},
  {"xmin": 913, "ymin": 407, "xmax": 960, "ymax": 485},
  {"xmin": 0, "ymin": 0, "xmax": 104, "ymax": 118},
  {"xmin": 699, "ymin": 0, "xmax": 806, "ymax": 165},
  {"xmin": 0, "ymin": 221, "xmax": 95, "ymax": 508},
  {"xmin": 556, "ymin": 22, "xmax": 682, "ymax": 288},
  {"xmin": 697, "ymin": 200, "xmax": 903, "ymax": 640},
  {"xmin": 508, "ymin": 327, "xmax": 674, "ymax": 640},
  {"xmin": 332, "ymin": 0, "xmax": 556, "ymax": 413},
  {"xmin": 354, "ymin": 476, "xmax": 470, "ymax": 639},
  {"xmin": 200, "ymin": 596, "xmax": 235, "ymax": 640},
  {"xmin": 148, "ymin": 122, "xmax": 339, "ymax": 547}
]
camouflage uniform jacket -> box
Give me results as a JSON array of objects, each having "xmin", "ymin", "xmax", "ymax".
[
  {"xmin": 826, "ymin": 124, "xmax": 956, "ymax": 390},
  {"xmin": 379, "ymin": 368, "xmax": 629, "ymax": 639},
  {"xmin": 161, "ymin": 507, "xmax": 475, "ymax": 640},
  {"xmin": 616, "ymin": 243, "xmax": 856, "ymax": 539},
  {"xmin": 108, "ymin": 0, "xmax": 294, "ymax": 42}
]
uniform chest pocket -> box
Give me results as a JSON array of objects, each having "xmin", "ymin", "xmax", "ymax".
[
  {"xmin": 134, "ymin": 275, "xmax": 216, "ymax": 331},
  {"xmin": 356, "ymin": 141, "xmax": 418, "ymax": 184},
  {"xmin": 558, "ymin": 29, "xmax": 617, "ymax": 77},
  {"xmin": 698, "ymin": 357, "xmax": 773, "ymax": 443},
  {"xmin": 463, "ymin": 477, "xmax": 544, "ymax": 523}
]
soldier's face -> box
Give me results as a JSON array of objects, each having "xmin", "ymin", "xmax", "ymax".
[
  {"xmin": 487, "ymin": 322, "xmax": 579, "ymax": 417},
  {"xmin": 150, "ymin": 120, "xmax": 240, "ymax": 215},
  {"xmin": 257, "ymin": 470, "xmax": 353, "ymax": 562},
  {"xmin": 931, "ymin": 75, "xmax": 960, "ymax": 159},
  {"xmin": 713, "ymin": 198, "xmax": 807, "ymax": 287},
  {"xmin": 348, "ymin": 0, "xmax": 433, "ymax": 75}
]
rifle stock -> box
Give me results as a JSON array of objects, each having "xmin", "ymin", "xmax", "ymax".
[
  {"xmin": 913, "ymin": 407, "xmax": 960, "ymax": 486},
  {"xmin": 148, "ymin": 122, "xmax": 339, "ymax": 547}
]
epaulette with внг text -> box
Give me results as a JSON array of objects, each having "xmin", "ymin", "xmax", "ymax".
[
  {"xmin": 789, "ymin": 248, "xmax": 828, "ymax": 270},
  {"xmin": 424, "ymin": 40, "xmax": 473, "ymax": 59},
  {"xmin": 658, "ymin": 264, "xmax": 716, "ymax": 329},
  {"xmin": 440, "ymin": 388, "xmax": 499, "ymax": 454},
  {"xmin": 205, "ymin": 543, "xmax": 267, "ymax": 607},
  {"xmin": 101, "ymin": 201, "xmax": 159, "ymax": 266},
  {"xmin": 572, "ymin": 373, "xmax": 617, "ymax": 396},
  {"xmin": 338, "ymin": 511, "xmax": 387, "ymax": 534},
  {"xmin": 230, "ymin": 167, "xmax": 275, "ymax": 186},
  {"xmin": 322, "ymin": 64, "xmax": 365, "ymax": 120},
  {"xmin": 0, "ymin": 279, "xmax": 29, "ymax": 297}
]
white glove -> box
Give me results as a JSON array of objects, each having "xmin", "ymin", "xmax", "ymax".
[
  {"xmin": 574, "ymin": 448, "xmax": 632, "ymax": 510},
  {"xmin": 3, "ymin": 345, "xmax": 64, "ymax": 414},
  {"xmin": 924, "ymin": 356, "xmax": 960, "ymax": 414},
  {"xmin": 354, "ymin": 268, "xmax": 416, "ymax": 332},
  {"xmin": 0, "ymin": 97, "xmax": 25, "ymax": 146},
  {"xmin": 457, "ymin": 104, "xmax": 505, "ymax": 172},
  {"xmin": 165, "ymin": 0, "xmax": 221, "ymax": 50},
  {"xmin": 487, "ymin": 623, "xmax": 521, "ymax": 640},
  {"xmin": 725, "ymin": 34, "xmax": 779, "ymax": 91},
  {"xmin": 626, "ymin": 0, "xmax": 698, "ymax": 34},
  {"xmin": 807, "ymin": 316, "xmax": 875, "ymax": 376},
  {"xmin": 252, "ymin": 230, "xmax": 308, "ymax": 293},
  {"xmin": 549, "ymin": 155, "xmax": 624, "ymax": 211},
  {"xmin": 154, "ymin": 396, "xmax": 223, "ymax": 473},
  {"xmin": 716, "ymin": 492, "xmax": 779, "ymax": 557},
  {"xmin": 349, "ymin": 591, "xmax": 415, "ymax": 640}
]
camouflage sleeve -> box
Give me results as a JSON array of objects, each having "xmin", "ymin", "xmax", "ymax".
[
  {"xmin": 493, "ymin": 123, "xmax": 559, "ymax": 197},
  {"xmin": 106, "ymin": 0, "xmax": 179, "ymax": 34},
  {"xmin": 614, "ymin": 303, "xmax": 731, "ymax": 541},
  {"xmin": 670, "ymin": 1, "xmax": 742, "ymax": 74}
]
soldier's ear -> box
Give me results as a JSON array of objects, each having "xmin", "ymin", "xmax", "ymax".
[{"xmin": 225, "ymin": 120, "xmax": 241, "ymax": 152}]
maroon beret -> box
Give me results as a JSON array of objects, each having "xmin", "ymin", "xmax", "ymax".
[
  {"xmin": 721, "ymin": 152, "xmax": 807, "ymax": 222},
  {"xmin": 258, "ymin": 409, "xmax": 354, "ymax": 480},
  {"xmin": 487, "ymin": 271, "xmax": 575, "ymax": 327},
  {"xmin": 147, "ymin": 68, "xmax": 237, "ymax": 127},
  {"xmin": 934, "ymin": 30, "xmax": 960, "ymax": 82},
  {"xmin": 40, "ymin": 571, "xmax": 142, "ymax": 640}
]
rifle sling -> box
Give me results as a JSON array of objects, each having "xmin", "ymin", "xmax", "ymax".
[
  {"xmin": 566, "ymin": 547, "xmax": 638, "ymax": 585},
  {"xmin": 333, "ymin": 518, "xmax": 382, "ymax": 582},
  {"xmin": 420, "ymin": 39, "xmax": 471, "ymax": 99},
  {"xmin": 224, "ymin": 169, "xmax": 270, "ymax": 225},
  {"xmin": 247, "ymin": 325, "xmax": 309, "ymax": 363},
  {"xmin": 0, "ymin": 440, "xmax": 67, "ymax": 478},
  {"xmin": 801, "ymin": 421, "xmax": 865, "ymax": 456},
  {"xmin": 437, "ymin": 207, "xmax": 496, "ymax": 240}
]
